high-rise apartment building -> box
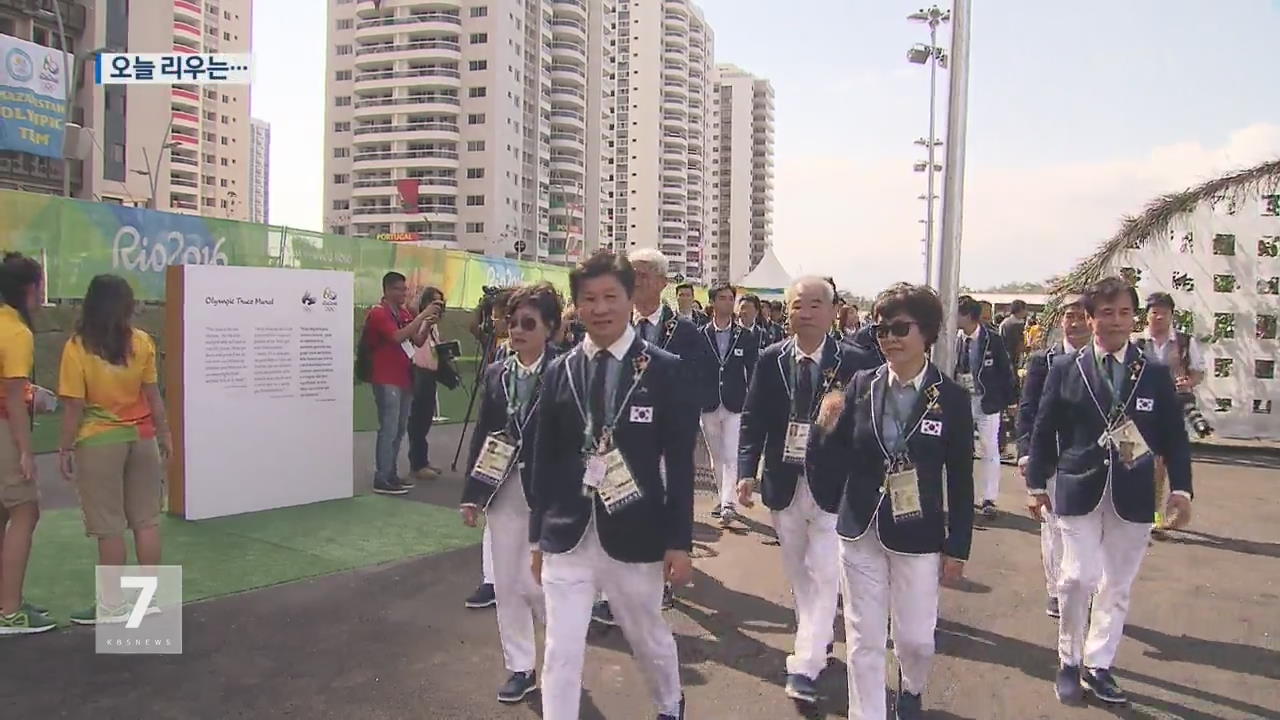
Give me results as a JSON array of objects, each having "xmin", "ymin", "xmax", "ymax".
[
  {"xmin": 249, "ymin": 117, "xmax": 270, "ymax": 223},
  {"xmin": 323, "ymin": 0, "xmax": 617, "ymax": 264},
  {"xmin": 610, "ymin": 0, "xmax": 716, "ymax": 283},
  {"xmin": 711, "ymin": 63, "xmax": 773, "ymax": 284},
  {"xmin": 0, "ymin": 0, "xmax": 254, "ymax": 218}
]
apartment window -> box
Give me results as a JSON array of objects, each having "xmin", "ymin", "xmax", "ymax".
[
  {"xmin": 469, "ymin": 60, "xmax": 488, "ymax": 71},
  {"xmin": 220, "ymin": 179, "xmax": 228, "ymax": 188},
  {"xmin": 205, "ymin": 89, "xmax": 217, "ymax": 100},
  {"xmin": 468, "ymin": 87, "xmax": 487, "ymax": 98},
  {"xmin": 333, "ymin": 173, "xmax": 349, "ymax": 184},
  {"xmin": 222, "ymin": 94, "xmax": 230, "ymax": 102},
  {"xmin": 334, "ymin": 147, "xmax": 349, "ymax": 158},
  {"xmin": 336, "ymin": 44, "xmax": 352, "ymax": 56},
  {"xmin": 467, "ymin": 168, "xmax": 485, "ymax": 179},
  {"xmin": 466, "ymin": 222, "xmax": 485, "ymax": 233},
  {"xmin": 466, "ymin": 140, "xmax": 486, "ymax": 151},
  {"xmin": 333, "ymin": 200, "xmax": 350, "ymax": 210},
  {"xmin": 203, "ymin": 153, "xmax": 215, "ymax": 163},
  {"xmin": 220, "ymin": 137, "xmax": 228, "ymax": 146},
  {"xmin": 203, "ymin": 197, "xmax": 215, "ymax": 207},
  {"xmin": 221, "ymin": 114, "xmax": 230, "ymax": 123},
  {"xmin": 467, "ymin": 113, "xmax": 486, "ymax": 125},
  {"xmin": 335, "ymin": 70, "xmax": 352, "ymax": 81},
  {"xmin": 466, "ymin": 195, "xmax": 485, "ymax": 206},
  {"xmin": 335, "ymin": 95, "xmax": 351, "ymax": 107},
  {"xmin": 334, "ymin": 121, "xmax": 350, "ymax": 132},
  {"xmin": 223, "ymin": 31, "xmax": 231, "ymax": 40},
  {"xmin": 220, "ymin": 158, "xmax": 229, "ymax": 166},
  {"xmin": 202, "ymin": 131, "xmax": 215, "ymax": 141},
  {"xmin": 470, "ymin": 6, "xmax": 488, "ymax": 17},
  {"xmin": 336, "ymin": 18, "xmax": 352, "ymax": 30},
  {"xmin": 204, "ymin": 111, "xmax": 216, "ymax": 120},
  {"xmin": 109, "ymin": 143, "xmax": 125, "ymax": 164},
  {"xmin": 469, "ymin": 33, "xmax": 488, "ymax": 44}
]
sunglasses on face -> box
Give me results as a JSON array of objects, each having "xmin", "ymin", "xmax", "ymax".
[
  {"xmin": 514, "ymin": 316, "xmax": 541, "ymax": 332},
  {"xmin": 874, "ymin": 320, "xmax": 919, "ymax": 339}
]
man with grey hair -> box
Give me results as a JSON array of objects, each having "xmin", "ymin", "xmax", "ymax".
[{"xmin": 737, "ymin": 275, "xmax": 880, "ymax": 704}]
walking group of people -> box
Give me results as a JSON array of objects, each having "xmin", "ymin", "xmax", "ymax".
[
  {"xmin": 0, "ymin": 252, "xmax": 172, "ymax": 634},
  {"xmin": 441, "ymin": 246, "xmax": 1196, "ymax": 719}
]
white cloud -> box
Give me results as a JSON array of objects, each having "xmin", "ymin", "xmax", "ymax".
[{"xmin": 773, "ymin": 123, "xmax": 1280, "ymax": 295}]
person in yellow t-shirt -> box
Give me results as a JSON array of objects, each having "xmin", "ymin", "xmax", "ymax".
[
  {"xmin": 0, "ymin": 252, "xmax": 56, "ymax": 635},
  {"xmin": 57, "ymin": 275, "xmax": 172, "ymax": 626}
]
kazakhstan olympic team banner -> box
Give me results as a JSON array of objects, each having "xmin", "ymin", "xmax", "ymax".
[
  {"xmin": 0, "ymin": 190, "xmax": 585, "ymax": 308},
  {"xmin": 0, "ymin": 33, "xmax": 69, "ymax": 159}
]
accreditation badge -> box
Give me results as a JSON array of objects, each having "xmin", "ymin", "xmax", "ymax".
[
  {"xmin": 1110, "ymin": 418, "xmax": 1152, "ymax": 468},
  {"xmin": 885, "ymin": 458, "xmax": 923, "ymax": 522},
  {"xmin": 596, "ymin": 447, "xmax": 643, "ymax": 514},
  {"xmin": 471, "ymin": 433, "xmax": 518, "ymax": 486},
  {"xmin": 783, "ymin": 421, "xmax": 812, "ymax": 465},
  {"xmin": 957, "ymin": 373, "xmax": 975, "ymax": 393}
]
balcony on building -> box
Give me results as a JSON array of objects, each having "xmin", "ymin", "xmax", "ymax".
[
  {"xmin": 551, "ymin": 16, "xmax": 587, "ymax": 42},
  {"xmin": 353, "ymin": 91, "xmax": 461, "ymax": 120},
  {"xmin": 550, "ymin": 84, "xmax": 587, "ymax": 110},
  {"xmin": 174, "ymin": 0, "xmax": 203, "ymax": 23},
  {"xmin": 551, "ymin": 40, "xmax": 587, "ymax": 65},
  {"xmin": 352, "ymin": 118, "xmax": 461, "ymax": 144},
  {"xmin": 551, "ymin": 0, "xmax": 587, "ymax": 21},
  {"xmin": 354, "ymin": 10, "xmax": 462, "ymax": 41}
]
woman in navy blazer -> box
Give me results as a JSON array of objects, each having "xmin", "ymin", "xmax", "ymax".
[{"xmin": 815, "ymin": 283, "xmax": 974, "ymax": 720}]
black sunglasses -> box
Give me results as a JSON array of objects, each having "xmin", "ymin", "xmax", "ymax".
[
  {"xmin": 873, "ymin": 321, "xmax": 919, "ymax": 339},
  {"xmin": 514, "ymin": 316, "xmax": 540, "ymax": 332}
]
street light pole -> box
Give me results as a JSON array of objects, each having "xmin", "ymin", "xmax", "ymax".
[
  {"xmin": 44, "ymin": 0, "xmax": 73, "ymax": 197},
  {"xmin": 924, "ymin": 19, "xmax": 939, "ymax": 286}
]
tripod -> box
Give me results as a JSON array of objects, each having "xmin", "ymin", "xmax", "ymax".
[{"xmin": 451, "ymin": 322, "xmax": 497, "ymax": 472}]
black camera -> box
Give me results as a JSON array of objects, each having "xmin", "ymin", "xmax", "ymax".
[{"xmin": 1179, "ymin": 393, "xmax": 1213, "ymax": 438}]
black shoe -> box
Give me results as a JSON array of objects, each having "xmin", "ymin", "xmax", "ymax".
[
  {"xmin": 710, "ymin": 504, "xmax": 722, "ymax": 519},
  {"xmin": 1055, "ymin": 664, "xmax": 1083, "ymax": 705},
  {"xmin": 1082, "ymin": 667, "xmax": 1128, "ymax": 704},
  {"xmin": 826, "ymin": 642, "xmax": 835, "ymax": 656},
  {"xmin": 895, "ymin": 690, "xmax": 923, "ymax": 720},
  {"xmin": 1046, "ymin": 596, "xmax": 1061, "ymax": 619},
  {"xmin": 784, "ymin": 673, "xmax": 818, "ymax": 704},
  {"xmin": 661, "ymin": 584, "xmax": 675, "ymax": 610},
  {"xmin": 657, "ymin": 694, "xmax": 686, "ymax": 720},
  {"xmin": 372, "ymin": 481, "xmax": 408, "ymax": 496},
  {"xmin": 719, "ymin": 506, "xmax": 738, "ymax": 526},
  {"xmin": 592, "ymin": 600, "xmax": 616, "ymax": 626},
  {"xmin": 465, "ymin": 583, "xmax": 496, "ymax": 609},
  {"xmin": 980, "ymin": 500, "xmax": 998, "ymax": 518},
  {"xmin": 398, "ymin": 475, "xmax": 416, "ymax": 489},
  {"xmin": 497, "ymin": 670, "xmax": 537, "ymax": 703}
]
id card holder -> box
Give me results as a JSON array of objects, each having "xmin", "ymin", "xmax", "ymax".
[
  {"xmin": 401, "ymin": 339, "xmax": 416, "ymax": 359},
  {"xmin": 783, "ymin": 421, "xmax": 811, "ymax": 465},
  {"xmin": 471, "ymin": 433, "xmax": 518, "ymax": 487},
  {"xmin": 596, "ymin": 447, "xmax": 643, "ymax": 514},
  {"xmin": 957, "ymin": 373, "xmax": 975, "ymax": 393},
  {"xmin": 886, "ymin": 467, "xmax": 923, "ymax": 522},
  {"xmin": 1111, "ymin": 418, "xmax": 1152, "ymax": 468}
]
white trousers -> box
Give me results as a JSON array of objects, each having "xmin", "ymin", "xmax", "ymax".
[
  {"xmin": 541, "ymin": 520, "xmax": 682, "ymax": 719},
  {"xmin": 1056, "ymin": 483, "xmax": 1151, "ymax": 669},
  {"xmin": 701, "ymin": 406, "xmax": 743, "ymax": 509},
  {"xmin": 487, "ymin": 474, "xmax": 544, "ymax": 673},
  {"xmin": 770, "ymin": 478, "xmax": 840, "ymax": 679},
  {"xmin": 971, "ymin": 398, "xmax": 1001, "ymax": 503},
  {"xmin": 482, "ymin": 522, "xmax": 495, "ymax": 585},
  {"xmin": 839, "ymin": 529, "xmax": 940, "ymax": 720},
  {"xmin": 1041, "ymin": 476, "xmax": 1063, "ymax": 597}
]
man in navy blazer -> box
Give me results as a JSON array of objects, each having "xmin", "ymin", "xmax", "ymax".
[
  {"xmin": 735, "ymin": 276, "xmax": 879, "ymax": 704},
  {"xmin": 695, "ymin": 284, "xmax": 759, "ymax": 526},
  {"xmin": 956, "ymin": 296, "xmax": 1017, "ymax": 518},
  {"xmin": 1016, "ymin": 294, "xmax": 1092, "ymax": 621},
  {"xmin": 530, "ymin": 251, "xmax": 696, "ymax": 720},
  {"xmin": 1027, "ymin": 277, "xmax": 1193, "ymax": 707}
]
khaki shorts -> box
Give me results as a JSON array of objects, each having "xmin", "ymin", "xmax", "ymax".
[
  {"xmin": 74, "ymin": 438, "xmax": 164, "ymax": 537},
  {"xmin": 0, "ymin": 420, "xmax": 38, "ymax": 510}
]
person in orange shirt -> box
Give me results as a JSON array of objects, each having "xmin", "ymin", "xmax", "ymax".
[
  {"xmin": 0, "ymin": 252, "xmax": 55, "ymax": 635},
  {"xmin": 57, "ymin": 275, "xmax": 172, "ymax": 625}
]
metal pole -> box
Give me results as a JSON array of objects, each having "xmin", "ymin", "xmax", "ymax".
[
  {"xmin": 924, "ymin": 21, "xmax": 939, "ymax": 287},
  {"xmin": 50, "ymin": 0, "xmax": 72, "ymax": 197},
  {"xmin": 931, "ymin": 0, "xmax": 971, "ymax": 377}
]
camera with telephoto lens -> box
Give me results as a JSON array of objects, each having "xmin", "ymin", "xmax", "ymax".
[{"xmin": 1180, "ymin": 394, "xmax": 1213, "ymax": 438}]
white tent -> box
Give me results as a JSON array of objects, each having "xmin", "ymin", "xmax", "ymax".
[{"xmin": 735, "ymin": 247, "xmax": 792, "ymax": 295}]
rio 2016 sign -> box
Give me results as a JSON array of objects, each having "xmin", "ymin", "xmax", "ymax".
[{"xmin": 112, "ymin": 225, "xmax": 229, "ymax": 272}]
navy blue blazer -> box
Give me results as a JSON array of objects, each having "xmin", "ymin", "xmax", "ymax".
[
  {"xmin": 1026, "ymin": 343, "xmax": 1193, "ymax": 521},
  {"xmin": 737, "ymin": 336, "xmax": 880, "ymax": 513},
  {"xmin": 816, "ymin": 364, "xmax": 975, "ymax": 559},
  {"xmin": 1016, "ymin": 342, "xmax": 1073, "ymax": 459},
  {"xmin": 694, "ymin": 322, "xmax": 759, "ymax": 413},
  {"xmin": 955, "ymin": 324, "xmax": 1017, "ymax": 414},
  {"xmin": 849, "ymin": 323, "xmax": 886, "ymax": 365},
  {"xmin": 462, "ymin": 349, "xmax": 556, "ymax": 509},
  {"xmin": 759, "ymin": 321, "xmax": 786, "ymax": 347},
  {"xmin": 646, "ymin": 304, "xmax": 712, "ymax": 394},
  {"xmin": 529, "ymin": 336, "xmax": 698, "ymax": 563}
]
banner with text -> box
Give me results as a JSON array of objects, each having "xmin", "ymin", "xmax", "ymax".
[{"xmin": 0, "ymin": 33, "xmax": 69, "ymax": 158}]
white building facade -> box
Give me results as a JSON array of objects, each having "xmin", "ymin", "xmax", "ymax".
[
  {"xmin": 710, "ymin": 63, "xmax": 773, "ymax": 285},
  {"xmin": 249, "ymin": 117, "xmax": 270, "ymax": 223}
]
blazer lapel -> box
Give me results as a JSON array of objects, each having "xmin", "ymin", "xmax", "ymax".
[
  {"xmin": 614, "ymin": 335, "xmax": 647, "ymax": 419},
  {"xmin": 777, "ymin": 337, "xmax": 795, "ymax": 397},
  {"xmin": 869, "ymin": 366, "xmax": 890, "ymax": 459},
  {"xmin": 1076, "ymin": 345, "xmax": 1112, "ymax": 423},
  {"xmin": 903, "ymin": 364, "xmax": 943, "ymax": 439},
  {"xmin": 1120, "ymin": 343, "xmax": 1147, "ymax": 413},
  {"xmin": 820, "ymin": 335, "xmax": 843, "ymax": 392}
]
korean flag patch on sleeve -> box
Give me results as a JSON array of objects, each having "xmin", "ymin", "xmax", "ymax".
[
  {"xmin": 921, "ymin": 419, "xmax": 943, "ymax": 436},
  {"xmin": 630, "ymin": 406, "xmax": 654, "ymax": 423},
  {"xmin": 1136, "ymin": 398, "xmax": 1154, "ymax": 412}
]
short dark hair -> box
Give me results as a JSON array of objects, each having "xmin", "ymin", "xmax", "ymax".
[
  {"xmin": 1146, "ymin": 291, "xmax": 1175, "ymax": 312},
  {"xmin": 506, "ymin": 281, "xmax": 565, "ymax": 334},
  {"xmin": 824, "ymin": 277, "xmax": 840, "ymax": 306},
  {"xmin": 738, "ymin": 293, "xmax": 762, "ymax": 315},
  {"xmin": 769, "ymin": 300, "xmax": 784, "ymax": 312},
  {"xmin": 1010, "ymin": 299, "xmax": 1027, "ymax": 314},
  {"xmin": 708, "ymin": 283, "xmax": 736, "ymax": 302},
  {"xmin": 0, "ymin": 252, "xmax": 42, "ymax": 327},
  {"xmin": 418, "ymin": 286, "xmax": 444, "ymax": 313},
  {"xmin": 569, "ymin": 250, "xmax": 635, "ymax": 302},
  {"xmin": 382, "ymin": 271, "xmax": 406, "ymax": 291},
  {"xmin": 1082, "ymin": 276, "xmax": 1139, "ymax": 317},
  {"xmin": 874, "ymin": 283, "xmax": 943, "ymax": 347},
  {"xmin": 957, "ymin": 295, "xmax": 982, "ymax": 321},
  {"xmin": 675, "ymin": 282, "xmax": 694, "ymax": 294}
]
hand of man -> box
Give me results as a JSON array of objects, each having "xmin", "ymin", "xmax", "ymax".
[
  {"xmin": 19, "ymin": 451, "xmax": 35, "ymax": 483},
  {"xmin": 157, "ymin": 431, "xmax": 173, "ymax": 461},
  {"xmin": 59, "ymin": 450, "xmax": 76, "ymax": 481},
  {"xmin": 459, "ymin": 505, "xmax": 480, "ymax": 528},
  {"xmin": 1164, "ymin": 494, "xmax": 1192, "ymax": 530},
  {"xmin": 815, "ymin": 390, "xmax": 845, "ymax": 432},
  {"xmin": 940, "ymin": 557, "xmax": 965, "ymax": 586},
  {"xmin": 1017, "ymin": 456, "xmax": 1028, "ymax": 479},
  {"xmin": 664, "ymin": 550, "xmax": 693, "ymax": 587},
  {"xmin": 736, "ymin": 478, "xmax": 755, "ymax": 508},
  {"xmin": 530, "ymin": 550, "xmax": 543, "ymax": 586},
  {"xmin": 1028, "ymin": 492, "xmax": 1052, "ymax": 522}
]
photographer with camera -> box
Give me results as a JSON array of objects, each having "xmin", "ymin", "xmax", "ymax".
[{"xmin": 1136, "ymin": 292, "xmax": 1207, "ymax": 536}]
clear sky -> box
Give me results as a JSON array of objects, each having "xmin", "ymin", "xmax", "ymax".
[{"xmin": 252, "ymin": 0, "xmax": 1280, "ymax": 295}]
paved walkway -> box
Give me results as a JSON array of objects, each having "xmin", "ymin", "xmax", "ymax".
[{"xmin": 6, "ymin": 426, "xmax": 1278, "ymax": 719}]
